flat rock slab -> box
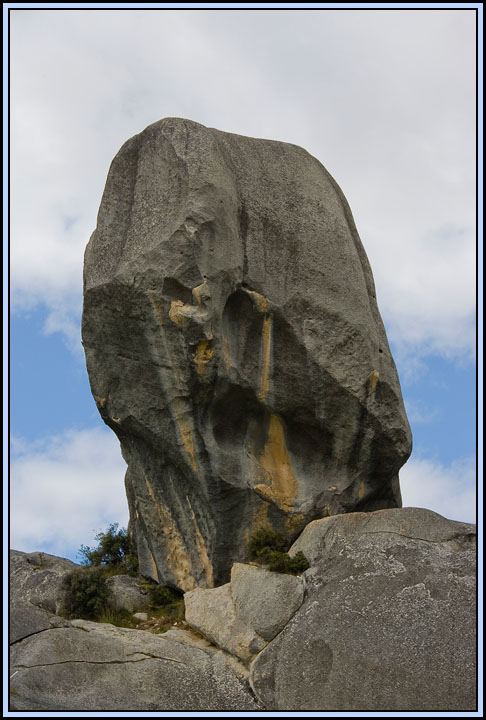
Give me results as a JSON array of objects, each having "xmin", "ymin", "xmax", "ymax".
[
  {"xmin": 10, "ymin": 603, "xmax": 70, "ymax": 644},
  {"xmin": 9, "ymin": 620, "xmax": 262, "ymax": 711},
  {"xmin": 184, "ymin": 582, "xmax": 266, "ymax": 661},
  {"xmin": 251, "ymin": 508, "xmax": 476, "ymax": 711},
  {"xmin": 231, "ymin": 562, "xmax": 304, "ymax": 641}
]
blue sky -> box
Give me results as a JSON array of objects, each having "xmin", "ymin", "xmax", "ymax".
[{"xmin": 8, "ymin": 6, "xmax": 478, "ymax": 563}]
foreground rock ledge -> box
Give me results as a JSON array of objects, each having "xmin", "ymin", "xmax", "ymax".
[
  {"xmin": 10, "ymin": 508, "xmax": 476, "ymax": 711},
  {"xmin": 253, "ymin": 507, "xmax": 477, "ymax": 711},
  {"xmin": 82, "ymin": 117, "xmax": 412, "ymax": 591}
]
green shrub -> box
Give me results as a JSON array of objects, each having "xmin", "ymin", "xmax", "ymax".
[
  {"xmin": 137, "ymin": 579, "xmax": 182, "ymax": 609},
  {"xmin": 284, "ymin": 551, "xmax": 310, "ymax": 574},
  {"xmin": 247, "ymin": 527, "xmax": 310, "ymax": 575},
  {"xmin": 78, "ymin": 523, "xmax": 138, "ymax": 575},
  {"xmin": 247, "ymin": 527, "xmax": 289, "ymax": 559},
  {"xmin": 147, "ymin": 584, "xmax": 181, "ymax": 609},
  {"xmin": 61, "ymin": 567, "xmax": 113, "ymax": 620}
]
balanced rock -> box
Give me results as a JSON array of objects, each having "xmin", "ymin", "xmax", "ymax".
[{"xmin": 82, "ymin": 118, "xmax": 412, "ymax": 591}]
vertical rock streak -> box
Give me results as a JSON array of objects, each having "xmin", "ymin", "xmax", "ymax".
[
  {"xmin": 252, "ymin": 415, "xmax": 298, "ymax": 512},
  {"xmin": 147, "ymin": 291, "xmax": 198, "ymax": 473},
  {"xmin": 258, "ymin": 314, "xmax": 273, "ymax": 402}
]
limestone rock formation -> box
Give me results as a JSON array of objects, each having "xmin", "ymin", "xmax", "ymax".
[
  {"xmin": 184, "ymin": 562, "xmax": 304, "ymax": 662},
  {"xmin": 82, "ymin": 117, "xmax": 412, "ymax": 591},
  {"xmin": 9, "ymin": 510, "xmax": 476, "ymax": 711},
  {"xmin": 251, "ymin": 508, "xmax": 476, "ymax": 711},
  {"xmin": 10, "ymin": 619, "xmax": 262, "ymax": 711},
  {"xmin": 9, "ymin": 549, "xmax": 261, "ymax": 712}
]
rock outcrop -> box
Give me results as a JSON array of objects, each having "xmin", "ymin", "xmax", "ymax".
[
  {"xmin": 252, "ymin": 507, "xmax": 476, "ymax": 711},
  {"xmin": 82, "ymin": 118, "xmax": 412, "ymax": 590},
  {"xmin": 9, "ymin": 509, "xmax": 476, "ymax": 711},
  {"xmin": 9, "ymin": 550, "xmax": 261, "ymax": 712},
  {"xmin": 10, "ymin": 620, "xmax": 262, "ymax": 711}
]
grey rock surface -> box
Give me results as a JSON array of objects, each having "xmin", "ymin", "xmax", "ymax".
[
  {"xmin": 230, "ymin": 562, "xmax": 304, "ymax": 641},
  {"xmin": 251, "ymin": 508, "xmax": 477, "ymax": 711},
  {"xmin": 184, "ymin": 582, "xmax": 266, "ymax": 661},
  {"xmin": 9, "ymin": 619, "xmax": 262, "ymax": 711},
  {"xmin": 289, "ymin": 505, "xmax": 476, "ymax": 564},
  {"xmin": 82, "ymin": 117, "xmax": 412, "ymax": 591},
  {"xmin": 10, "ymin": 603, "xmax": 70, "ymax": 644},
  {"xmin": 184, "ymin": 562, "xmax": 304, "ymax": 660},
  {"xmin": 106, "ymin": 574, "xmax": 148, "ymax": 613},
  {"xmin": 10, "ymin": 550, "xmax": 79, "ymax": 615}
]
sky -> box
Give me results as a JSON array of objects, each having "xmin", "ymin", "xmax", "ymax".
[{"xmin": 7, "ymin": 5, "xmax": 479, "ymax": 564}]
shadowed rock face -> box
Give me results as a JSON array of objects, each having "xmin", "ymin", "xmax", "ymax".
[{"xmin": 82, "ymin": 118, "xmax": 412, "ymax": 591}]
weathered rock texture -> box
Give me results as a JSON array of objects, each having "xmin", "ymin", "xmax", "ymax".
[
  {"xmin": 9, "ymin": 507, "xmax": 476, "ymax": 711},
  {"xmin": 10, "ymin": 620, "xmax": 262, "ymax": 711},
  {"xmin": 10, "ymin": 550, "xmax": 79, "ymax": 616},
  {"xmin": 105, "ymin": 574, "xmax": 148, "ymax": 613},
  {"xmin": 9, "ymin": 549, "xmax": 262, "ymax": 711},
  {"xmin": 82, "ymin": 117, "xmax": 412, "ymax": 591},
  {"xmin": 251, "ymin": 508, "xmax": 476, "ymax": 711},
  {"xmin": 184, "ymin": 562, "xmax": 304, "ymax": 662}
]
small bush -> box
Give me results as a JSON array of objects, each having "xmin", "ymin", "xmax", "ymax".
[
  {"xmin": 247, "ymin": 527, "xmax": 289, "ymax": 559},
  {"xmin": 247, "ymin": 527, "xmax": 310, "ymax": 575},
  {"xmin": 147, "ymin": 584, "xmax": 181, "ymax": 609},
  {"xmin": 284, "ymin": 551, "xmax": 310, "ymax": 574},
  {"xmin": 78, "ymin": 523, "xmax": 138, "ymax": 575},
  {"xmin": 61, "ymin": 567, "xmax": 113, "ymax": 620},
  {"xmin": 137, "ymin": 579, "xmax": 182, "ymax": 609}
]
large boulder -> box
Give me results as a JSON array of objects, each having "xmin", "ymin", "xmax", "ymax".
[
  {"xmin": 184, "ymin": 582, "xmax": 266, "ymax": 662},
  {"xmin": 184, "ymin": 562, "xmax": 304, "ymax": 662},
  {"xmin": 9, "ymin": 619, "xmax": 262, "ymax": 711},
  {"xmin": 250, "ymin": 508, "xmax": 476, "ymax": 711},
  {"xmin": 82, "ymin": 117, "xmax": 412, "ymax": 590}
]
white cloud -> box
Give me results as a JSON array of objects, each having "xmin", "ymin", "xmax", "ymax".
[
  {"xmin": 400, "ymin": 455, "xmax": 476, "ymax": 524},
  {"xmin": 9, "ymin": 9, "xmax": 476, "ymax": 359},
  {"xmin": 42, "ymin": 305, "xmax": 84, "ymax": 358},
  {"xmin": 10, "ymin": 427, "xmax": 128, "ymax": 559}
]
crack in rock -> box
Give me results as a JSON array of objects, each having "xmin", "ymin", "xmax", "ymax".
[
  {"xmin": 12, "ymin": 654, "xmax": 187, "ymax": 670},
  {"xmin": 360, "ymin": 530, "xmax": 474, "ymax": 545}
]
